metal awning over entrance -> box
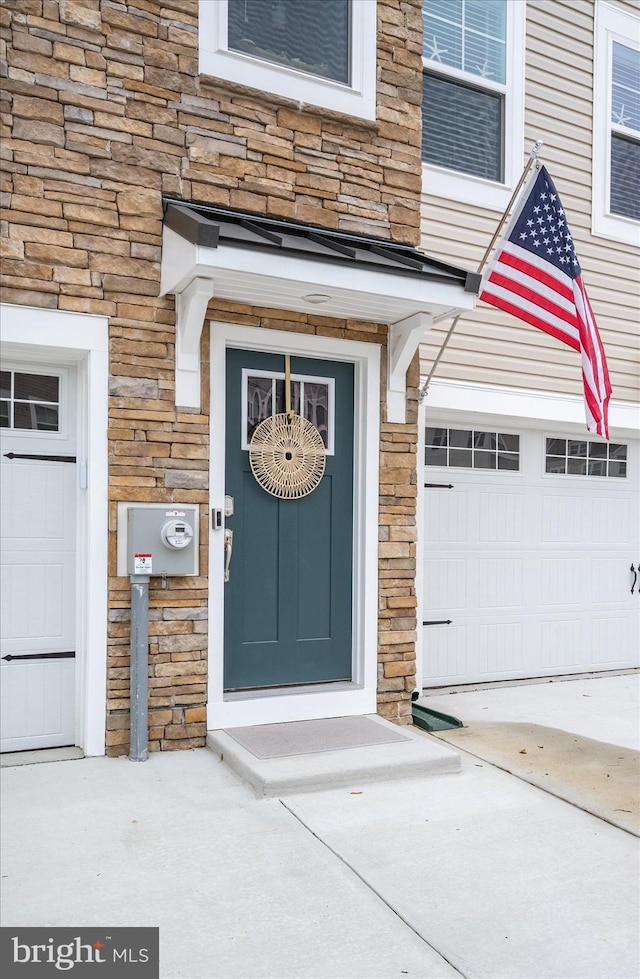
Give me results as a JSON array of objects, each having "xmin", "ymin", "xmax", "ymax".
[{"xmin": 160, "ymin": 199, "xmax": 479, "ymax": 419}]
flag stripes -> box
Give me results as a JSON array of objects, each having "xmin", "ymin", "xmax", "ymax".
[{"xmin": 479, "ymin": 165, "xmax": 611, "ymax": 438}]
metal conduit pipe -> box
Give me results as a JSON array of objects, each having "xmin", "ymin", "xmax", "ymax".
[{"xmin": 129, "ymin": 574, "xmax": 150, "ymax": 762}]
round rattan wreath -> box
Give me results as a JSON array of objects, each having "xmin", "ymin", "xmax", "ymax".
[{"xmin": 248, "ymin": 355, "xmax": 326, "ymax": 499}]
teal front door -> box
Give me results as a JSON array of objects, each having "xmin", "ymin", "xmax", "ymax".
[{"xmin": 224, "ymin": 348, "xmax": 354, "ymax": 690}]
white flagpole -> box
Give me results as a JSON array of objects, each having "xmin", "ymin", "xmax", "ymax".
[{"xmin": 419, "ymin": 139, "xmax": 544, "ymax": 401}]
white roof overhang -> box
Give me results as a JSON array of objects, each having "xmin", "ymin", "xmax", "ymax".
[{"xmin": 160, "ymin": 203, "xmax": 479, "ymax": 422}]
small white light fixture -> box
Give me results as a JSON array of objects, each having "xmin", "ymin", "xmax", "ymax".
[{"xmin": 302, "ymin": 293, "xmax": 331, "ymax": 305}]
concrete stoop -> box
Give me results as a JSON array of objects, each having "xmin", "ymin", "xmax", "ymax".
[{"xmin": 206, "ymin": 714, "xmax": 461, "ymax": 797}]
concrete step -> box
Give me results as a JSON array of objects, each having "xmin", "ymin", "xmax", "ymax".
[{"xmin": 206, "ymin": 714, "xmax": 461, "ymax": 797}]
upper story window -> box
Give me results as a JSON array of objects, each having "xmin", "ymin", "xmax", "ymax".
[
  {"xmin": 593, "ymin": 3, "xmax": 640, "ymax": 245},
  {"xmin": 228, "ymin": 1, "xmax": 349, "ymax": 84},
  {"xmin": 421, "ymin": 0, "xmax": 525, "ymax": 211},
  {"xmin": 611, "ymin": 43, "xmax": 640, "ymax": 220},
  {"xmin": 199, "ymin": 0, "xmax": 377, "ymax": 120}
]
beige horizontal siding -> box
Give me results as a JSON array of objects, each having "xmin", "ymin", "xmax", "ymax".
[{"xmin": 420, "ymin": 0, "xmax": 640, "ymax": 408}]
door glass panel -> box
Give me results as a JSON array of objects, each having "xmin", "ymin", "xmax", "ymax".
[
  {"xmin": 302, "ymin": 382, "xmax": 329, "ymax": 447},
  {"xmin": 1, "ymin": 371, "xmax": 61, "ymax": 432},
  {"xmin": 247, "ymin": 376, "xmax": 273, "ymax": 441},
  {"xmin": 14, "ymin": 373, "xmax": 59, "ymax": 403},
  {"xmin": 14, "ymin": 403, "xmax": 59, "ymax": 432},
  {"xmin": 449, "ymin": 448, "xmax": 472, "ymax": 467},
  {"xmin": 497, "ymin": 452, "xmax": 519, "ymax": 470},
  {"xmin": 544, "ymin": 438, "xmax": 628, "ymax": 478},
  {"xmin": 474, "ymin": 450, "xmax": 496, "ymax": 469},
  {"xmin": 450, "ymin": 428, "xmax": 473, "ymax": 448},
  {"xmin": 426, "ymin": 427, "xmax": 519, "ymax": 470},
  {"xmin": 274, "ymin": 378, "xmax": 301, "ymax": 415},
  {"xmin": 244, "ymin": 370, "xmax": 334, "ymax": 453}
]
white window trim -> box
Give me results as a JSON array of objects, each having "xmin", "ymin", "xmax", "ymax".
[
  {"xmin": 198, "ymin": 0, "xmax": 377, "ymax": 121},
  {"xmin": 421, "ymin": 0, "xmax": 526, "ymax": 211},
  {"xmin": 592, "ymin": 2, "xmax": 640, "ymax": 246}
]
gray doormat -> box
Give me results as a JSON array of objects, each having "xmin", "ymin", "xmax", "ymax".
[{"xmin": 224, "ymin": 714, "xmax": 411, "ymax": 759}]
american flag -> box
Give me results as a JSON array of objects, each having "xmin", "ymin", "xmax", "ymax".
[{"xmin": 479, "ymin": 165, "xmax": 611, "ymax": 439}]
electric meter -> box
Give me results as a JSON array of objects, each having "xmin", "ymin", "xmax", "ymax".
[{"xmin": 160, "ymin": 518, "xmax": 194, "ymax": 549}]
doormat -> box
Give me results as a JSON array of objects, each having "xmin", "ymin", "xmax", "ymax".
[{"xmin": 224, "ymin": 715, "xmax": 411, "ymax": 759}]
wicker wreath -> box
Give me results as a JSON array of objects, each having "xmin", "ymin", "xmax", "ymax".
[{"xmin": 248, "ymin": 412, "xmax": 326, "ymax": 499}]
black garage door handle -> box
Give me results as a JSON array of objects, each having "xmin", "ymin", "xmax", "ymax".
[{"xmin": 2, "ymin": 651, "xmax": 75, "ymax": 662}]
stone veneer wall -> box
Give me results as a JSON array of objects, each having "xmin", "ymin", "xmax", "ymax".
[{"xmin": 1, "ymin": 0, "xmax": 423, "ymax": 752}]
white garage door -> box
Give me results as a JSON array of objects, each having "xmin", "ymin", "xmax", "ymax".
[
  {"xmin": 0, "ymin": 365, "xmax": 76, "ymax": 751},
  {"xmin": 422, "ymin": 424, "xmax": 640, "ymax": 687}
]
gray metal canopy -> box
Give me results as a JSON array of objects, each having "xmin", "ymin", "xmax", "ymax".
[
  {"xmin": 159, "ymin": 198, "xmax": 479, "ymax": 420},
  {"xmin": 162, "ymin": 198, "xmax": 481, "ymax": 295}
]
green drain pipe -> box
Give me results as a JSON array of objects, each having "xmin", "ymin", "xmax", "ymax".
[{"xmin": 412, "ymin": 701, "xmax": 464, "ymax": 732}]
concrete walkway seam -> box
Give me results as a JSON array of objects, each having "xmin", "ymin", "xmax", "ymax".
[{"xmin": 278, "ymin": 798, "xmax": 469, "ymax": 979}]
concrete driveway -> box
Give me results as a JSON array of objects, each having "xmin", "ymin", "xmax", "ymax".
[
  {"xmin": 420, "ymin": 673, "xmax": 640, "ymax": 834},
  {"xmin": 2, "ymin": 674, "xmax": 639, "ymax": 979}
]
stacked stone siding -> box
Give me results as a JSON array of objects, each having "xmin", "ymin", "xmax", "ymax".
[{"xmin": 1, "ymin": 0, "xmax": 424, "ymax": 752}]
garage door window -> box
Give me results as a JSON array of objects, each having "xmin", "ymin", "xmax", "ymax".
[
  {"xmin": 0, "ymin": 370, "xmax": 60, "ymax": 432},
  {"xmin": 426, "ymin": 427, "xmax": 520, "ymax": 470},
  {"xmin": 545, "ymin": 438, "xmax": 627, "ymax": 477}
]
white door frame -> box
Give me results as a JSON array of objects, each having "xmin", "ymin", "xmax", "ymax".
[
  {"xmin": 208, "ymin": 322, "xmax": 380, "ymax": 729},
  {"xmin": 0, "ymin": 304, "xmax": 109, "ymax": 755}
]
